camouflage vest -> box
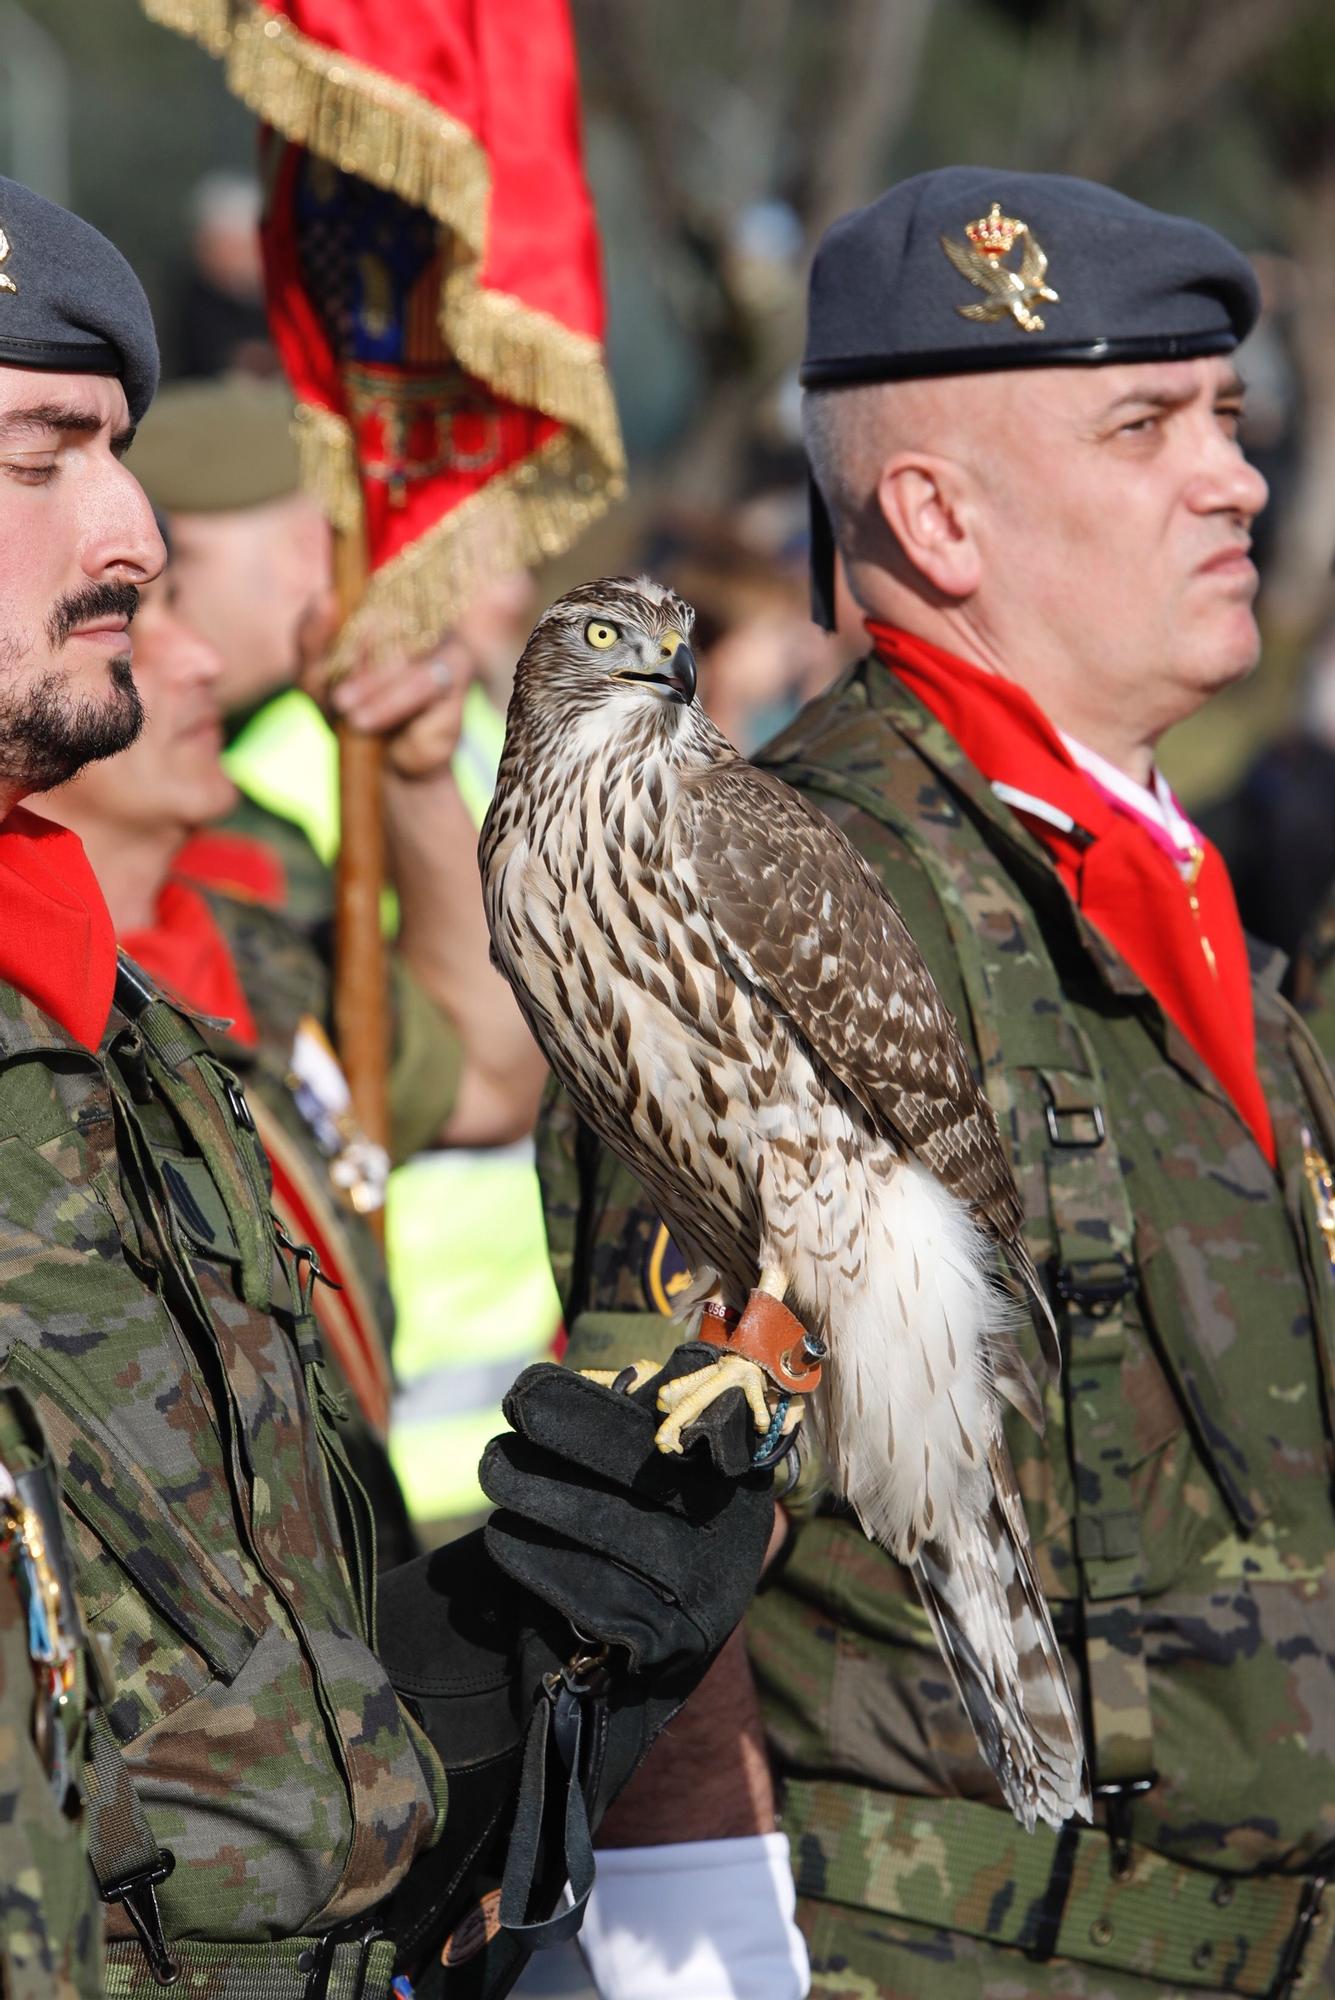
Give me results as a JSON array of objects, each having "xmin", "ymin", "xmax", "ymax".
[{"xmin": 0, "ymin": 956, "xmax": 446, "ymax": 1974}]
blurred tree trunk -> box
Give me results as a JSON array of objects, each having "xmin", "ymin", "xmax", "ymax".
[
  {"xmin": 1259, "ymin": 156, "xmax": 1335, "ymax": 640},
  {"xmin": 804, "ymin": 0, "xmax": 935, "ymax": 242},
  {"xmin": 576, "ymin": 0, "xmax": 938, "ymax": 505},
  {"xmin": 1028, "ymin": 0, "xmax": 1313, "ymax": 183}
]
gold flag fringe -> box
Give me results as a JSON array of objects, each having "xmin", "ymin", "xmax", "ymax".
[
  {"xmin": 324, "ymin": 428, "xmax": 625, "ymax": 678},
  {"xmin": 291, "ymin": 403, "xmax": 363, "ymax": 536},
  {"xmin": 141, "ymin": 0, "xmax": 625, "ymax": 481},
  {"xmin": 142, "ymin": 0, "xmax": 232, "ymax": 57}
]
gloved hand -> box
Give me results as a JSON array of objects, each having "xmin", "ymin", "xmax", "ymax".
[
  {"xmin": 480, "ymin": 1347, "xmax": 773, "ymax": 1672},
  {"xmin": 376, "ymin": 1347, "xmax": 773, "ymax": 2000}
]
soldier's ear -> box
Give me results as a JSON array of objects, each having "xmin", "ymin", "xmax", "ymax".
[{"xmin": 875, "ymin": 452, "xmax": 981, "ymax": 602}]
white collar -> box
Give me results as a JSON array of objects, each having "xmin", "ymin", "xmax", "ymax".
[{"xmin": 1057, "ymin": 731, "xmax": 1197, "ymax": 857}]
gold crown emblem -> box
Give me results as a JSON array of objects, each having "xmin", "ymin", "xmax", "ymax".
[{"xmin": 964, "ymin": 203, "xmax": 1022, "ymax": 258}]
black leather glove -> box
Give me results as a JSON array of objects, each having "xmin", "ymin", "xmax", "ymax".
[
  {"xmin": 480, "ymin": 1345, "xmax": 772, "ymax": 1669},
  {"xmin": 376, "ymin": 1347, "xmax": 773, "ymax": 1999}
]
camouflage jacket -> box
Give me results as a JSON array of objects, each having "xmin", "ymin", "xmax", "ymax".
[
  {"xmin": 0, "ymin": 1385, "xmax": 100, "ymax": 1999},
  {"xmin": 202, "ymin": 890, "xmax": 461, "ymax": 1568},
  {"xmin": 539, "ymin": 657, "xmax": 1335, "ymax": 1889},
  {"xmin": 0, "ymin": 961, "xmax": 447, "ymax": 1951},
  {"xmin": 215, "ymin": 788, "xmax": 334, "ymax": 938}
]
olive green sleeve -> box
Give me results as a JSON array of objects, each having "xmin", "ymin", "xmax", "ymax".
[
  {"xmin": 563, "ymin": 1309, "xmax": 678, "ymax": 1375},
  {"xmin": 387, "ymin": 959, "xmax": 464, "ymax": 1163}
]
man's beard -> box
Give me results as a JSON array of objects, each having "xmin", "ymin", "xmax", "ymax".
[
  {"xmin": 0, "ymin": 656, "xmax": 144, "ymax": 791},
  {"xmin": 0, "ymin": 581, "xmax": 145, "ymax": 792}
]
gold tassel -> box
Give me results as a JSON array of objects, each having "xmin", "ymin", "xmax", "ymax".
[
  {"xmin": 441, "ymin": 262, "xmax": 624, "ymax": 478},
  {"xmin": 327, "ymin": 431, "xmax": 625, "ymax": 676},
  {"xmin": 141, "ymin": 0, "xmax": 232, "ymax": 58},
  {"xmin": 291, "ymin": 403, "xmax": 363, "ymax": 537}
]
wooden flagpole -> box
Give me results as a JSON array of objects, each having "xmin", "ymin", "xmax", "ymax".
[{"xmin": 331, "ymin": 518, "xmax": 390, "ymax": 1234}]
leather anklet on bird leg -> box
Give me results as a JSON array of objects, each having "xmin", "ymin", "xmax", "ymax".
[
  {"xmin": 655, "ymin": 1290, "xmax": 818, "ymax": 1459},
  {"xmin": 698, "ymin": 1289, "xmax": 826, "ymax": 1395}
]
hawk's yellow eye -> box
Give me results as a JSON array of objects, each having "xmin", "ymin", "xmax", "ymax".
[
  {"xmin": 659, "ymin": 630, "xmax": 683, "ymax": 660},
  {"xmin": 585, "ymin": 620, "xmax": 620, "ymax": 650}
]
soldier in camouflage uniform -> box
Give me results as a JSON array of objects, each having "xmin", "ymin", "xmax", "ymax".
[
  {"xmin": 0, "ymin": 173, "xmax": 774, "ymax": 2000},
  {"xmin": 539, "ymin": 171, "xmax": 1335, "ymax": 2000},
  {"xmin": 0, "ymin": 1386, "xmax": 102, "ymax": 2000}
]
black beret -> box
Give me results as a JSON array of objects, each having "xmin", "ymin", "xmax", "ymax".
[
  {"xmin": 802, "ymin": 166, "xmax": 1259, "ymax": 388},
  {"xmin": 0, "ymin": 176, "xmax": 158, "ymax": 422}
]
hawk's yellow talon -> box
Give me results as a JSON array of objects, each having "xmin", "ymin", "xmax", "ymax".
[
  {"xmin": 579, "ymin": 1360, "xmax": 661, "ymax": 1394},
  {"xmin": 654, "ymin": 1353, "xmax": 775, "ymax": 1454}
]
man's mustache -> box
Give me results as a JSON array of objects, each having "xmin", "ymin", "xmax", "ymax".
[{"xmin": 46, "ymin": 581, "xmax": 141, "ymax": 650}]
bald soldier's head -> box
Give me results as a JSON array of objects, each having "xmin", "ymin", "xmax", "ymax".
[{"xmin": 801, "ymin": 170, "xmax": 1266, "ymax": 777}]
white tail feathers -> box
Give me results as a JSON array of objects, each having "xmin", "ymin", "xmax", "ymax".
[
  {"xmin": 913, "ymin": 1444, "xmax": 1091, "ymax": 1830},
  {"xmin": 805, "ymin": 1157, "xmax": 1088, "ymax": 1829},
  {"xmin": 808, "ymin": 1159, "xmax": 1008, "ymax": 1561}
]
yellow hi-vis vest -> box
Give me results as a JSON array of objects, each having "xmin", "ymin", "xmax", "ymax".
[{"xmin": 223, "ymin": 685, "xmax": 558, "ymax": 1528}]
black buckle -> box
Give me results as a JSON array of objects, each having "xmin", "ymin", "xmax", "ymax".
[
  {"xmin": 1053, "ymin": 1254, "xmax": 1136, "ymax": 1318},
  {"xmin": 1045, "ymin": 1101, "xmax": 1106, "ymax": 1148},
  {"xmin": 223, "ymin": 1075, "xmax": 256, "ymax": 1132},
  {"xmin": 1271, "ymin": 1872, "xmax": 1328, "ymax": 2000},
  {"xmin": 1094, "ymin": 1774, "xmax": 1157, "ymax": 1882},
  {"xmin": 298, "ymin": 1921, "xmax": 384, "ymax": 2000},
  {"xmin": 103, "ymin": 1849, "xmax": 179, "ymax": 1986}
]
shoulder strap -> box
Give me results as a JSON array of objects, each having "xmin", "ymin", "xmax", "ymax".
[
  {"xmin": 777, "ymin": 752, "xmax": 1156, "ymax": 1809},
  {"xmin": 85, "ymin": 1711, "xmax": 179, "ymax": 1985},
  {"xmin": 114, "ymin": 955, "xmax": 275, "ymax": 1312}
]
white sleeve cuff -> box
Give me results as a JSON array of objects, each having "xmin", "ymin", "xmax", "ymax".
[{"xmin": 578, "ymin": 1832, "xmax": 810, "ymax": 1999}]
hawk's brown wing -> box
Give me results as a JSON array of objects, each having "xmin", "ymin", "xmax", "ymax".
[{"xmin": 681, "ymin": 761, "xmax": 1057, "ymax": 1370}]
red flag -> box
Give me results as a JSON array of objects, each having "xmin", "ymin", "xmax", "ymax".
[{"xmin": 143, "ymin": 0, "xmax": 624, "ymax": 659}]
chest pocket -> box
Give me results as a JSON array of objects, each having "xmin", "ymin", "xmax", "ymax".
[
  {"xmin": 158, "ymin": 1152, "xmax": 242, "ymax": 1262},
  {"xmin": 3, "ymin": 1337, "xmax": 265, "ymax": 1745}
]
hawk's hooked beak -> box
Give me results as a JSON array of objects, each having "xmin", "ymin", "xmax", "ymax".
[
  {"xmin": 661, "ymin": 641, "xmax": 697, "ymax": 704},
  {"xmin": 615, "ymin": 640, "xmax": 698, "ymax": 705}
]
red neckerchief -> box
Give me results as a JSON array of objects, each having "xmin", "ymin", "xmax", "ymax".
[
  {"xmin": 174, "ymin": 829, "xmax": 286, "ymax": 908},
  {"xmin": 0, "ymin": 807, "xmax": 118, "ymax": 1049},
  {"xmin": 866, "ymin": 621, "xmax": 1275, "ymax": 1165},
  {"xmin": 121, "ymin": 876, "xmax": 258, "ymax": 1048}
]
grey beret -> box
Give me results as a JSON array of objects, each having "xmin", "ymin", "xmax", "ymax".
[
  {"xmin": 128, "ymin": 378, "xmax": 299, "ymax": 514},
  {"xmin": 802, "ymin": 167, "xmax": 1260, "ymax": 623},
  {"xmin": 0, "ymin": 175, "xmax": 158, "ymax": 422},
  {"xmin": 802, "ymin": 167, "xmax": 1258, "ymax": 388}
]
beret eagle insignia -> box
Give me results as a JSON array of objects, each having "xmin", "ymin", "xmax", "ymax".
[{"xmin": 940, "ymin": 203, "xmax": 1057, "ymax": 333}]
